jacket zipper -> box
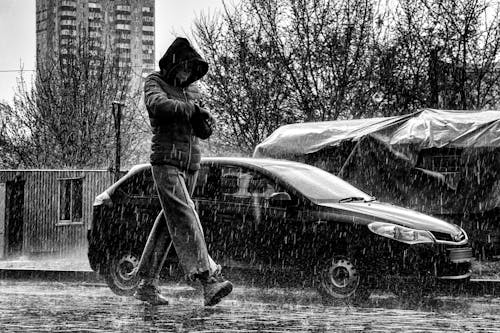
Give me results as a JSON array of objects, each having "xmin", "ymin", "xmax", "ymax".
[{"xmin": 183, "ymin": 88, "xmax": 192, "ymax": 170}]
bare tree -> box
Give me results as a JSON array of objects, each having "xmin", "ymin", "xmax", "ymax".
[
  {"xmin": 2, "ymin": 34, "xmax": 147, "ymax": 168},
  {"xmin": 246, "ymin": 0, "xmax": 389, "ymax": 120},
  {"xmin": 394, "ymin": 0, "xmax": 500, "ymax": 110},
  {"xmin": 194, "ymin": 5, "xmax": 296, "ymax": 154},
  {"xmin": 192, "ymin": 0, "xmax": 392, "ymax": 154},
  {"xmin": 189, "ymin": 0, "xmax": 500, "ymax": 153}
]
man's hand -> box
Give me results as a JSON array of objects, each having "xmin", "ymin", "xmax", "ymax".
[{"xmin": 191, "ymin": 105, "xmax": 215, "ymax": 139}]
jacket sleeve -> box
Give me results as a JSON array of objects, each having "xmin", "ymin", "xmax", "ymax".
[{"xmin": 144, "ymin": 75, "xmax": 195, "ymax": 121}]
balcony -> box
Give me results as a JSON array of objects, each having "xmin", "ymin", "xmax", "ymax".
[
  {"xmin": 117, "ymin": 43, "xmax": 131, "ymax": 49},
  {"xmin": 116, "ymin": 24, "xmax": 131, "ymax": 30},
  {"xmin": 88, "ymin": 2, "xmax": 102, "ymax": 9},
  {"xmin": 59, "ymin": 10, "xmax": 76, "ymax": 16},
  {"xmin": 60, "ymin": 29, "xmax": 77, "ymax": 36},
  {"xmin": 60, "ymin": 19, "xmax": 76, "ymax": 26},
  {"xmin": 116, "ymin": 5, "xmax": 131, "ymax": 11}
]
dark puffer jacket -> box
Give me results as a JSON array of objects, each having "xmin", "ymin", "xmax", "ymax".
[{"xmin": 144, "ymin": 37, "xmax": 209, "ymax": 171}]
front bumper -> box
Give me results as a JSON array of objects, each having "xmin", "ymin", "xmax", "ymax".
[
  {"xmin": 360, "ymin": 240, "xmax": 473, "ymax": 283},
  {"xmin": 436, "ymin": 247, "xmax": 473, "ymax": 279}
]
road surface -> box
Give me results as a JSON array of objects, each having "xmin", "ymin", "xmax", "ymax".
[{"xmin": 0, "ymin": 280, "xmax": 499, "ymax": 332}]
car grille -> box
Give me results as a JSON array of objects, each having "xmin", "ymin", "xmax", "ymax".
[
  {"xmin": 448, "ymin": 247, "xmax": 473, "ymax": 263},
  {"xmin": 430, "ymin": 231, "xmax": 454, "ymax": 242}
]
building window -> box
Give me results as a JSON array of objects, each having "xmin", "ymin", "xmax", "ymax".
[
  {"xmin": 142, "ymin": 7, "xmax": 153, "ymax": 17},
  {"xmin": 116, "ymin": 14, "xmax": 130, "ymax": 20},
  {"xmin": 61, "ymin": 24, "xmax": 77, "ymax": 30},
  {"xmin": 59, "ymin": 5, "xmax": 76, "ymax": 11},
  {"xmin": 58, "ymin": 178, "xmax": 83, "ymax": 223},
  {"xmin": 89, "ymin": 31, "xmax": 102, "ymax": 38},
  {"xmin": 89, "ymin": 12, "xmax": 102, "ymax": 20},
  {"xmin": 116, "ymin": 5, "xmax": 131, "ymax": 11}
]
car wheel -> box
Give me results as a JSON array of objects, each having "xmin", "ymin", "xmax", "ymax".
[
  {"xmin": 104, "ymin": 253, "xmax": 141, "ymax": 296},
  {"xmin": 317, "ymin": 256, "xmax": 370, "ymax": 303}
]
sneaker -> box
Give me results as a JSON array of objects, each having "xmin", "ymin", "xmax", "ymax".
[
  {"xmin": 133, "ymin": 281, "xmax": 169, "ymax": 306},
  {"xmin": 199, "ymin": 270, "xmax": 233, "ymax": 306}
]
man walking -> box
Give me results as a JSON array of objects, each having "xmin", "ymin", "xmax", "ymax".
[{"xmin": 133, "ymin": 37, "xmax": 233, "ymax": 306}]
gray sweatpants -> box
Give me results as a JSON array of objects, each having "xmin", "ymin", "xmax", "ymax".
[{"xmin": 136, "ymin": 164, "xmax": 218, "ymax": 280}]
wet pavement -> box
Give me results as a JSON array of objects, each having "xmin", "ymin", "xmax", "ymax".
[{"xmin": 0, "ymin": 281, "xmax": 499, "ymax": 332}]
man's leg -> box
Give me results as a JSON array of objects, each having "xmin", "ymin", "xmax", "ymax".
[
  {"xmin": 185, "ymin": 170, "xmax": 219, "ymax": 273},
  {"xmin": 133, "ymin": 211, "xmax": 171, "ymax": 305},
  {"xmin": 153, "ymin": 165, "xmax": 232, "ymax": 305}
]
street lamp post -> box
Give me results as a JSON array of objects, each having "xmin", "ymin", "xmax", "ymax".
[{"xmin": 111, "ymin": 100, "xmax": 125, "ymax": 182}]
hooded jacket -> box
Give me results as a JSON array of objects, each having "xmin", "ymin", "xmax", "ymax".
[{"xmin": 144, "ymin": 37, "xmax": 209, "ymax": 171}]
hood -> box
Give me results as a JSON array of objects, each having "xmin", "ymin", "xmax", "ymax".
[
  {"xmin": 320, "ymin": 201, "xmax": 462, "ymax": 235},
  {"xmin": 159, "ymin": 37, "xmax": 208, "ymax": 87}
]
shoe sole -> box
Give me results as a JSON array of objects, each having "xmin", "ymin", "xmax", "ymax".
[{"xmin": 204, "ymin": 284, "xmax": 233, "ymax": 306}]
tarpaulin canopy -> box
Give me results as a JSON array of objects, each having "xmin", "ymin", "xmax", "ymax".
[
  {"xmin": 254, "ymin": 109, "xmax": 500, "ymax": 221},
  {"xmin": 254, "ymin": 109, "xmax": 500, "ymax": 158}
]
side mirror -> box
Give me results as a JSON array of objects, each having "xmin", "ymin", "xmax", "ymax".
[{"xmin": 268, "ymin": 191, "xmax": 292, "ymax": 205}]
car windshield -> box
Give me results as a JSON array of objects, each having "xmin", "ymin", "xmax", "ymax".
[{"xmin": 264, "ymin": 164, "xmax": 373, "ymax": 202}]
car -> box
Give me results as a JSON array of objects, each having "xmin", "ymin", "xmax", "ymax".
[{"xmin": 87, "ymin": 157, "xmax": 473, "ymax": 302}]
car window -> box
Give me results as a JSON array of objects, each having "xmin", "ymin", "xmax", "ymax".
[
  {"xmin": 247, "ymin": 174, "xmax": 278, "ymax": 199},
  {"xmin": 194, "ymin": 164, "xmax": 223, "ymax": 199},
  {"xmin": 194, "ymin": 164, "xmax": 282, "ymax": 201},
  {"xmin": 120, "ymin": 168, "xmax": 157, "ymax": 197},
  {"xmin": 221, "ymin": 166, "xmax": 282, "ymax": 201},
  {"xmin": 221, "ymin": 166, "xmax": 252, "ymax": 199}
]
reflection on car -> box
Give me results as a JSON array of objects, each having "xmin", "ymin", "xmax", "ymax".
[{"xmin": 87, "ymin": 157, "xmax": 473, "ymax": 302}]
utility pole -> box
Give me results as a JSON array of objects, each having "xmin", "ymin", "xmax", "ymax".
[{"xmin": 111, "ymin": 101, "xmax": 125, "ymax": 182}]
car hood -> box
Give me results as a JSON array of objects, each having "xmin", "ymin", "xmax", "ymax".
[{"xmin": 319, "ymin": 201, "xmax": 462, "ymax": 234}]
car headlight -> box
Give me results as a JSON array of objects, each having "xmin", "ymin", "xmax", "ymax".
[{"xmin": 368, "ymin": 222, "xmax": 435, "ymax": 245}]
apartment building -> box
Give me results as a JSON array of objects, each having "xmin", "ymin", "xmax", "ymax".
[{"xmin": 35, "ymin": 0, "xmax": 155, "ymax": 78}]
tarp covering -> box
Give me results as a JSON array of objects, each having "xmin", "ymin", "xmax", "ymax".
[
  {"xmin": 254, "ymin": 109, "xmax": 500, "ymax": 158},
  {"xmin": 253, "ymin": 109, "xmax": 500, "ymax": 251}
]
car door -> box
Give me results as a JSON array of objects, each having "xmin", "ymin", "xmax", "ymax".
[
  {"xmin": 245, "ymin": 172, "xmax": 302, "ymax": 270},
  {"xmin": 114, "ymin": 168, "xmax": 161, "ymax": 245},
  {"xmin": 194, "ymin": 163, "xmax": 257, "ymax": 267}
]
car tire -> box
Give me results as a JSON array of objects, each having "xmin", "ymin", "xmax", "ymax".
[
  {"xmin": 317, "ymin": 256, "xmax": 370, "ymax": 304},
  {"xmin": 104, "ymin": 253, "xmax": 141, "ymax": 296}
]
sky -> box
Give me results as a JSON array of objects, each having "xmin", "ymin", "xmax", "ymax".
[{"xmin": 0, "ymin": 0, "xmax": 229, "ymax": 104}]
